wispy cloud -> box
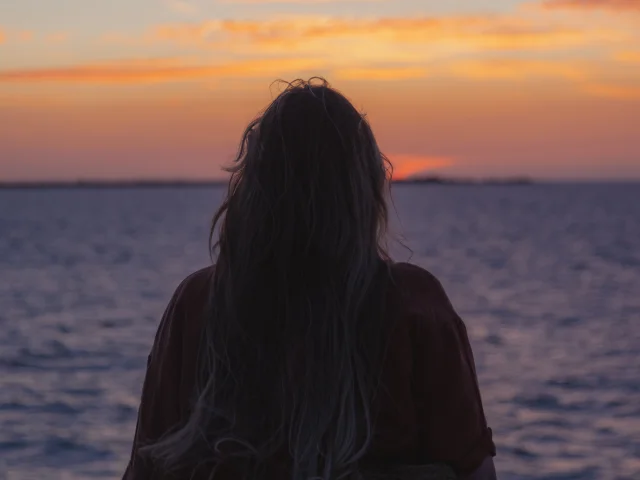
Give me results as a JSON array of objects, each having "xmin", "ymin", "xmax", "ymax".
[
  {"xmin": 148, "ymin": 15, "xmax": 612, "ymax": 54},
  {"xmin": 0, "ymin": 56, "xmax": 599, "ymax": 84},
  {"xmin": 543, "ymin": 0, "xmax": 640, "ymax": 11},
  {"xmin": 446, "ymin": 59, "xmax": 589, "ymax": 80},
  {"xmin": 582, "ymin": 83, "xmax": 640, "ymax": 99},
  {"xmin": 0, "ymin": 57, "xmax": 325, "ymax": 84},
  {"xmin": 217, "ymin": 0, "xmax": 385, "ymax": 3},
  {"xmin": 334, "ymin": 66, "xmax": 428, "ymax": 81},
  {"xmin": 166, "ymin": 0, "xmax": 198, "ymax": 15},
  {"xmin": 130, "ymin": 14, "xmax": 636, "ymax": 86},
  {"xmin": 17, "ymin": 30, "xmax": 34, "ymax": 42},
  {"xmin": 5, "ymin": 12, "xmax": 638, "ymax": 90},
  {"xmin": 615, "ymin": 51, "xmax": 640, "ymax": 63},
  {"xmin": 47, "ymin": 32, "xmax": 70, "ymax": 44},
  {"xmin": 0, "ymin": 29, "xmax": 70, "ymax": 45}
]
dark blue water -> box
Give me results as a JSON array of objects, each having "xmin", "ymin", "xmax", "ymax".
[{"xmin": 0, "ymin": 184, "xmax": 639, "ymax": 480}]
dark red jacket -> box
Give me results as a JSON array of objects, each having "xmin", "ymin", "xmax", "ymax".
[{"xmin": 124, "ymin": 262, "xmax": 495, "ymax": 479}]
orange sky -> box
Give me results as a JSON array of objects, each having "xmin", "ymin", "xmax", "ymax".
[{"xmin": 1, "ymin": 0, "xmax": 639, "ymax": 181}]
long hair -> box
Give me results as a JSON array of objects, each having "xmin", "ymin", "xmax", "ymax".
[{"xmin": 142, "ymin": 78, "xmax": 394, "ymax": 480}]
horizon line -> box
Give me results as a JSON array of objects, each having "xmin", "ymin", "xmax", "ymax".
[{"xmin": 1, "ymin": 176, "xmax": 640, "ymax": 189}]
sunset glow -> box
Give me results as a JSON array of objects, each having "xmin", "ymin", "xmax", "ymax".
[
  {"xmin": 1, "ymin": 0, "xmax": 639, "ymax": 181},
  {"xmin": 389, "ymin": 155, "xmax": 455, "ymax": 180}
]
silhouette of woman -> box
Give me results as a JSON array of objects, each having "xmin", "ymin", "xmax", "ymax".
[{"xmin": 124, "ymin": 78, "xmax": 497, "ymax": 480}]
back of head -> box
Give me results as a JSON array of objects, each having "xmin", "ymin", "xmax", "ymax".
[
  {"xmin": 219, "ymin": 77, "xmax": 389, "ymax": 271},
  {"xmin": 144, "ymin": 78, "xmax": 393, "ymax": 480}
]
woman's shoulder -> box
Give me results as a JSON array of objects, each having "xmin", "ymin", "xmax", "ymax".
[
  {"xmin": 156, "ymin": 266, "xmax": 215, "ymax": 343},
  {"xmin": 180, "ymin": 264, "xmax": 216, "ymax": 289},
  {"xmin": 387, "ymin": 262, "xmax": 455, "ymax": 318},
  {"xmin": 388, "ymin": 261, "xmax": 441, "ymax": 288},
  {"xmin": 171, "ymin": 265, "xmax": 216, "ymax": 306}
]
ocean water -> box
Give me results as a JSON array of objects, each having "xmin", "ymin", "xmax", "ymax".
[{"xmin": 0, "ymin": 184, "xmax": 639, "ymax": 480}]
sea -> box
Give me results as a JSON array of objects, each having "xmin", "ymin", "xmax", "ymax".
[{"xmin": 0, "ymin": 183, "xmax": 639, "ymax": 480}]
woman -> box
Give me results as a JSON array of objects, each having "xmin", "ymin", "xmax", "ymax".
[{"xmin": 124, "ymin": 78, "xmax": 497, "ymax": 480}]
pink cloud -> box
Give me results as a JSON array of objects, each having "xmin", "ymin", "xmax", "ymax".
[
  {"xmin": 0, "ymin": 57, "xmax": 325, "ymax": 84},
  {"xmin": 543, "ymin": 0, "xmax": 640, "ymax": 11},
  {"xmin": 47, "ymin": 32, "xmax": 70, "ymax": 44},
  {"xmin": 217, "ymin": 0, "xmax": 385, "ymax": 3},
  {"xmin": 582, "ymin": 83, "xmax": 640, "ymax": 99},
  {"xmin": 17, "ymin": 30, "xmax": 34, "ymax": 42}
]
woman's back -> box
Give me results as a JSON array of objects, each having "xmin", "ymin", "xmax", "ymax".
[
  {"xmin": 124, "ymin": 262, "xmax": 495, "ymax": 479},
  {"xmin": 123, "ymin": 78, "xmax": 496, "ymax": 479}
]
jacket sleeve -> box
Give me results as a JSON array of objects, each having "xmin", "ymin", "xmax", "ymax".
[
  {"xmin": 411, "ymin": 277, "xmax": 496, "ymax": 476},
  {"xmin": 122, "ymin": 280, "xmax": 187, "ymax": 479}
]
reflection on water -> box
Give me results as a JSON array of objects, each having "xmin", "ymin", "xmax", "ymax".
[{"xmin": 0, "ymin": 184, "xmax": 639, "ymax": 480}]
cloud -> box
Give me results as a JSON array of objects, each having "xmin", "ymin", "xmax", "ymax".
[
  {"xmin": 7, "ymin": 13, "xmax": 636, "ymax": 89},
  {"xmin": 166, "ymin": 0, "xmax": 198, "ymax": 15},
  {"xmin": 0, "ymin": 57, "xmax": 325, "ymax": 84},
  {"xmin": 446, "ymin": 59, "xmax": 589, "ymax": 80},
  {"xmin": 334, "ymin": 66, "xmax": 428, "ymax": 81},
  {"xmin": 615, "ymin": 51, "xmax": 640, "ymax": 63},
  {"xmin": 148, "ymin": 16, "xmax": 604, "ymax": 54},
  {"xmin": 47, "ymin": 32, "xmax": 70, "ymax": 44},
  {"xmin": 17, "ymin": 31, "xmax": 34, "ymax": 42},
  {"xmin": 582, "ymin": 83, "xmax": 640, "ymax": 99},
  {"xmin": 0, "ymin": 29, "xmax": 42, "ymax": 44},
  {"xmin": 387, "ymin": 154, "xmax": 454, "ymax": 180},
  {"xmin": 542, "ymin": 0, "xmax": 640, "ymax": 11},
  {"xmin": 99, "ymin": 32, "xmax": 131, "ymax": 44},
  {"xmin": 217, "ymin": 0, "xmax": 385, "ymax": 3},
  {"xmin": 0, "ymin": 56, "xmax": 595, "ymax": 85}
]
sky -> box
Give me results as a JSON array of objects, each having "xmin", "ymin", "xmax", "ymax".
[{"xmin": 1, "ymin": 0, "xmax": 639, "ymax": 181}]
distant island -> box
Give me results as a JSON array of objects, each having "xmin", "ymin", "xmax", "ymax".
[
  {"xmin": 395, "ymin": 175, "xmax": 534, "ymax": 186},
  {"xmin": 0, "ymin": 176, "xmax": 534, "ymax": 189}
]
